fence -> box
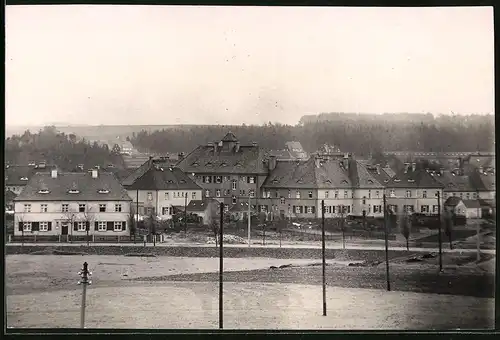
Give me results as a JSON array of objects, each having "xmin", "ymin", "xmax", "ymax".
[{"xmin": 9, "ymin": 234, "xmax": 142, "ymax": 243}]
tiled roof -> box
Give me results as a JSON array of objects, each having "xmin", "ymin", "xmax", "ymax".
[
  {"xmin": 462, "ymin": 199, "xmax": 482, "ymax": 209},
  {"xmin": 285, "ymin": 141, "xmax": 308, "ymax": 159},
  {"xmin": 266, "ymin": 149, "xmax": 295, "ymax": 160},
  {"xmin": 186, "ymin": 198, "xmax": 220, "ymax": 213},
  {"xmin": 469, "ymin": 171, "xmax": 495, "ymax": 192},
  {"xmin": 124, "ymin": 163, "xmax": 201, "ymax": 191},
  {"xmin": 122, "ymin": 159, "xmax": 153, "ymax": 186},
  {"xmin": 5, "ymin": 165, "xmax": 56, "ymax": 186},
  {"xmin": 263, "ymin": 158, "xmax": 382, "ymax": 189},
  {"xmin": 444, "ymin": 196, "xmax": 462, "ymax": 207},
  {"xmin": 385, "ymin": 167, "xmax": 444, "ymax": 189},
  {"xmin": 263, "ymin": 159, "xmax": 317, "ymax": 189},
  {"xmin": 5, "ymin": 190, "xmax": 17, "ymax": 202},
  {"xmin": 436, "ymin": 171, "xmax": 475, "ymax": 192},
  {"xmin": 14, "ymin": 171, "xmax": 132, "ymax": 202},
  {"xmin": 465, "ymin": 155, "xmax": 495, "ymax": 169},
  {"xmin": 176, "ymin": 140, "xmax": 268, "ymax": 175}
]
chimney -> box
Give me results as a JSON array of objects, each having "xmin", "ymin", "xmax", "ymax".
[
  {"xmin": 235, "ymin": 141, "xmax": 240, "ymax": 153},
  {"xmin": 439, "ymin": 167, "xmax": 444, "ymax": 176},
  {"xmin": 51, "ymin": 169, "xmax": 58, "ymax": 178},
  {"xmin": 342, "ymin": 153, "xmax": 349, "ymax": 170},
  {"xmin": 178, "ymin": 152, "xmax": 185, "ymax": 160},
  {"xmin": 411, "ymin": 162, "xmax": 416, "ymax": 172},
  {"xmin": 269, "ymin": 155, "xmax": 277, "ymax": 171},
  {"xmin": 92, "ymin": 169, "xmax": 98, "ymax": 178},
  {"xmin": 375, "ymin": 164, "xmax": 381, "ymax": 174}
]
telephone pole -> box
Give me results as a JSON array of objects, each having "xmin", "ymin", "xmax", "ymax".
[
  {"xmin": 383, "ymin": 194, "xmax": 391, "ymax": 291},
  {"xmin": 437, "ymin": 191, "xmax": 443, "ymax": 272},
  {"xmin": 219, "ymin": 202, "xmax": 224, "ymax": 329},
  {"xmin": 321, "ymin": 200, "xmax": 327, "ymax": 316},
  {"xmin": 248, "ymin": 195, "xmax": 251, "ymax": 247},
  {"xmin": 78, "ymin": 262, "xmax": 92, "ymax": 328}
]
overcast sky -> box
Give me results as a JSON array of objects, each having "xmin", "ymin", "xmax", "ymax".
[{"xmin": 5, "ymin": 6, "xmax": 494, "ymax": 126}]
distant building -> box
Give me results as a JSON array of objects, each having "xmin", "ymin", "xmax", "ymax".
[
  {"xmin": 13, "ymin": 169, "xmax": 132, "ymax": 238},
  {"xmin": 5, "ymin": 163, "xmax": 56, "ymax": 195},
  {"xmin": 285, "ymin": 141, "xmax": 308, "ymax": 159}
]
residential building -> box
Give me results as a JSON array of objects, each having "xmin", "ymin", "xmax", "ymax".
[
  {"xmin": 122, "ymin": 157, "xmax": 202, "ymax": 220},
  {"xmin": 435, "ymin": 170, "xmax": 478, "ymax": 201},
  {"xmin": 469, "ymin": 169, "xmax": 496, "ymax": 200},
  {"xmin": 13, "ymin": 169, "xmax": 132, "ymax": 237},
  {"xmin": 444, "ymin": 197, "xmax": 467, "ymax": 217},
  {"xmin": 285, "ymin": 141, "xmax": 308, "ymax": 160},
  {"xmin": 185, "ymin": 198, "xmax": 221, "ymax": 225},
  {"xmin": 175, "ymin": 132, "xmax": 268, "ymax": 211},
  {"xmin": 385, "ymin": 162, "xmax": 444, "ymax": 216},
  {"xmin": 5, "ymin": 189, "xmax": 16, "ymax": 214},
  {"xmin": 5, "ymin": 163, "xmax": 56, "ymax": 195}
]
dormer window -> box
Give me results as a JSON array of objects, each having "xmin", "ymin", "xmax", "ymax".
[
  {"xmin": 235, "ymin": 162, "xmax": 242, "ymax": 167},
  {"xmin": 179, "ymin": 180, "xmax": 186, "ymax": 184},
  {"xmin": 368, "ymin": 180, "xmax": 373, "ymax": 184},
  {"xmin": 68, "ymin": 189, "xmax": 80, "ymax": 194},
  {"xmin": 167, "ymin": 180, "xmax": 174, "ymax": 183},
  {"xmin": 20, "ymin": 177, "xmax": 28, "ymax": 181},
  {"xmin": 272, "ymin": 179, "xmax": 279, "ymax": 184},
  {"xmin": 324, "ymin": 179, "xmax": 331, "ymax": 184},
  {"xmin": 98, "ymin": 189, "xmax": 110, "ymax": 194},
  {"xmin": 220, "ymin": 162, "xmax": 227, "ymax": 167},
  {"xmin": 206, "ymin": 162, "xmax": 213, "ymax": 167},
  {"xmin": 394, "ymin": 179, "xmax": 401, "ymax": 182},
  {"xmin": 408, "ymin": 179, "xmax": 415, "ymax": 183},
  {"xmin": 192, "ymin": 162, "xmax": 199, "ymax": 167},
  {"xmin": 341, "ymin": 180, "xmax": 348, "ymax": 184},
  {"xmin": 38, "ymin": 189, "xmax": 50, "ymax": 194}
]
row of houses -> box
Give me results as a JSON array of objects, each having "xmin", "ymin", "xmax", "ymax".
[{"xmin": 8, "ymin": 132, "xmax": 496, "ymax": 237}]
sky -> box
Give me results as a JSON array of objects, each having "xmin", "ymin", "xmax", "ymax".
[{"xmin": 5, "ymin": 6, "xmax": 494, "ymax": 127}]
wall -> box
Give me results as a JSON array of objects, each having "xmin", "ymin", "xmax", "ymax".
[
  {"xmin": 385, "ymin": 188, "xmax": 444, "ymax": 214},
  {"xmin": 260, "ymin": 188, "xmax": 318, "ymax": 218},
  {"xmin": 127, "ymin": 189, "xmax": 202, "ymax": 218},
  {"xmin": 14, "ymin": 200, "xmax": 131, "ymax": 236}
]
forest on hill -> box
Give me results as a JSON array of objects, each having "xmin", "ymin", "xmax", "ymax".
[
  {"xmin": 5, "ymin": 126, "xmax": 126, "ymax": 171},
  {"xmin": 129, "ymin": 113, "xmax": 495, "ymax": 156}
]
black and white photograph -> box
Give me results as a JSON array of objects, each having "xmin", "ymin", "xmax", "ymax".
[{"xmin": 4, "ymin": 5, "xmax": 495, "ymax": 330}]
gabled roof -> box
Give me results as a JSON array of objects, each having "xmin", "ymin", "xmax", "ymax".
[
  {"xmin": 436, "ymin": 171, "xmax": 475, "ymax": 192},
  {"xmin": 385, "ymin": 167, "xmax": 444, "ymax": 189},
  {"xmin": 124, "ymin": 164, "xmax": 201, "ymax": 191},
  {"xmin": 186, "ymin": 198, "xmax": 220, "ymax": 212},
  {"xmin": 353, "ymin": 161, "xmax": 384, "ymax": 189},
  {"xmin": 263, "ymin": 159, "xmax": 317, "ymax": 189},
  {"xmin": 176, "ymin": 134, "xmax": 268, "ymax": 174},
  {"xmin": 444, "ymin": 196, "xmax": 462, "ymax": 207},
  {"xmin": 14, "ymin": 172, "xmax": 132, "ymax": 202},
  {"xmin": 469, "ymin": 171, "xmax": 496, "ymax": 192},
  {"xmin": 462, "ymin": 199, "xmax": 482, "ymax": 209},
  {"xmin": 315, "ymin": 159, "xmax": 352, "ymax": 189},
  {"xmin": 5, "ymin": 165, "xmax": 56, "ymax": 186},
  {"xmin": 5, "ymin": 190, "xmax": 17, "ymax": 202}
]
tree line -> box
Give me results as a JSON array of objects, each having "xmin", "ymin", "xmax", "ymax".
[
  {"xmin": 5, "ymin": 126, "xmax": 126, "ymax": 171},
  {"xmin": 129, "ymin": 113, "xmax": 495, "ymax": 156}
]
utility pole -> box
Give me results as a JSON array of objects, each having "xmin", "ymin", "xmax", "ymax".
[
  {"xmin": 321, "ymin": 200, "xmax": 327, "ymax": 316},
  {"xmin": 184, "ymin": 193, "xmax": 188, "ymax": 236},
  {"xmin": 219, "ymin": 202, "xmax": 224, "ymax": 329},
  {"xmin": 383, "ymin": 194, "xmax": 391, "ymax": 291},
  {"xmin": 476, "ymin": 189, "xmax": 481, "ymax": 262},
  {"xmin": 78, "ymin": 262, "xmax": 92, "ymax": 328},
  {"xmin": 437, "ymin": 191, "xmax": 443, "ymax": 272},
  {"xmin": 248, "ymin": 195, "xmax": 251, "ymax": 248}
]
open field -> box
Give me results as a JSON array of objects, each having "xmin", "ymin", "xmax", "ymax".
[{"xmin": 6, "ymin": 282, "xmax": 494, "ymax": 329}]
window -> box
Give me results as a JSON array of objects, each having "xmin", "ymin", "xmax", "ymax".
[
  {"xmin": 280, "ymin": 197, "xmax": 285, "ymax": 204},
  {"xmin": 404, "ymin": 205, "xmax": 414, "ymax": 213},
  {"xmin": 473, "ymin": 192, "xmax": 478, "ymax": 199},
  {"xmin": 435, "ymin": 191, "xmax": 439, "ymax": 198},
  {"xmin": 231, "ymin": 180, "xmax": 237, "ymax": 190},
  {"xmin": 24, "ymin": 204, "xmax": 31, "ymax": 213},
  {"xmin": 162, "ymin": 207, "xmax": 170, "ymax": 215},
  {"xmin": 216, "ymin": 189, "xmax": 221, "ymax": 197},
  {"xmin": 325, "ymin": 191, "xmax": 329, "ymax": 199},
  {"xmin": 215, "ymin": 176, "xmax": 222, "ymax": 183},
  {"xmin": 421, "ymin": 205, "xmax": 430, "ymax": 213},
  {"xmin": 275, "ymin": 191, "xmax": 278, "ymax": 198},
  {"xmin": 373, "ymin": 205, "xmax": 382, "ymax": 213},
  {"xmin": 249, "ymin": 190, "xmax": 255, "ymax": 198},
  {"xmin": 308, "ymin": 191, "xmax": 313, "ymax": 198},
  {"xmin": 232, "ymin": 196, "xmax": 237, "ymax": 204},
  {"xmin": 23, "ymin": 222, "xmax": 32, "ymax": 232},
  {"xmin": 77, "ymin": 222, "xmax": 86, "ymax": 231},
  {"xmin": 99, "ymin": 204, "xmax": 106, "ymax": 212},
  {"xmin": 192, "ymin": 192, "xmax": 196, "ymax": 199},
  {"xmin": 114, "ymin": 221, "xmax": 123, "ymax": 231},
  {"xmin": 459, "ymin": 193, "xmax": 463, "ymax": 199},
  {"xmin": 147, "ymin": 192, "xmax": 153, "ymax": 201},
  {"xmin": 181, "ymin": 192, "xmax": 185, "ymax": 198},
  {"xmin": 165, "ymin": 192, "xmax": 169, "ymax": 200},
  {"xmin": 334, "ymin": 191, "xmax": 339, "ymax": 199},
  {"xmin": 39, "ymin": 222, "xmax": 48, "ymax": 231},
  {"xmin": 266, "ymin": 191, "xmax": 271, "ymax": 198},
  {"xmin": 295, "ymin": 206, "xmax": 301, "ymax": 214},
  {"xmin": 224, "ymin": 204, "xmax": 229, "ymax": 212},
  {"xmin": 261, "ymin": 205, "xmax": 268, "ymax": 213},
  {"xmin": 76, "ymin": 204, "xmax": 85, "ymax": 212},
  {"xmin": 296, "ymin": 191, "xmax": 301, "ymax": 199},
  {"xmin": 40, "ymin": 204, "xmax": 48, "ymax": 212},
  {"xmin": 205, "ymin": 190, "xmax": 210, "ymax": 198},
  {"xmin": 98, "ymin": 221, "xmax": 106, "ymax": 231},
  {"xmin": 362, "ymin": 197, "xmax": 366, "ymax": 205},
  {"xmin": 422, "ymin": 190, "xmax": 427, "ymax": 198},
  {"xmin": 388, "ymin": 205, "xmax": 398, "ymax": 214},
  {"xmin": 203, "ymin": 176, "xmax": 212, "ymax": 184},
  {"xmin": 375, "ymin": 190, "xmax": 380, "ymax": 198},
  {"xmin": 62, "ymin": 204, "xmax": 69, "ymax": 213},
  {"xmin": 344, "ymin": 190, "xmax": 348, "ymax": 198},
  {"xmin": 432, "ymin": 205, "xmax": 439, "ymax": 213},
  {"xmin": 307, "ymin": 206, "xmax": 313, "ymax": 214},
  {"xmin": 115, "ymin": 204, "xmax": 122, "ymax": 212},
  {"xmin": 368, "ymin": 190, "xmax": 371, "ymax": 199},
  {"xmin": 288, "ymin": 190, "xmax": 291, "ymax": 198},
  {"xmin": 405, "ymin": 190, "xmax": 412, "ymax": 198},
  {"xmin": 223, "ymin": 176, "xmax": 229, "ymax": 182},
  {"xmin": 466, "ymin": 192, "xmax": 470, "ymax": 199},
  {"xmin": 249, "ymin": 176, "xmax": 255, "ymax": 184}
]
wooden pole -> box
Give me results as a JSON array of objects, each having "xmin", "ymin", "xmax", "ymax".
[
  {"xmin": 184, "ymin": 193, "xmax": 188, "ymax": 235},
  {"xmin": 136, "ymin": 189, "xmax": 139, "ymax": 244},
  {"xmin": 437, "ymin": 191, "xmax": 443, "ymax": 272},
  {"xmin": 321, "ymin": 200, "xmax": 327, "ymax": 316},
  {"xmin": 219, "ymin": 202, "xmax": 224, "ymax": 329},
  {"xmin": 78, "ymin": 262, "xmax": 91, "ymax": 328},
  {"xmin": 383, "ymin": 194, "xmax": 391, "ymax": 291},
  {"xmin": 248, "ymin": 195, "xmax": 251, "ymax": 247},
  {"xmin": 476, "ymin": 190, "xmax": 481, "ymax": 262}
]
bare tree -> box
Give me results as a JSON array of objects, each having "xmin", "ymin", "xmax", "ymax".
[
  {"xmin": 338, "ymin": 205, "xmax": 346, "ymax": 249},
  {"xmin": 17, "ymin": 213, "xmax": 25, "ymax": 248},
  {"xmin": 128, "ymin": 203, "xmax": 137, "ymax": 244},
  {"xmin": 259, "ymin": 211, "xmax": 267, "ymax": 245},
  {"xmin": 206, "ymin": 201, "xmax": 220, "ymax": 247},
  {"xmin": 63, "ymin": 206, "xmax": 78, "ymax": 243},
  {"xmin": 399, "ymin": 212, "xmax": 411, "ymax": 251},
  {"xmin": 81, "ymin": 206, "xmax": 95, "ymax": 246},
  {"xmin": 444, "ymin": 210, "xmax": 454, "ymax": 250}
]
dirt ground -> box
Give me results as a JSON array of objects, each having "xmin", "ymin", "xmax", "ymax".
[{"xmin": 6, "ymin": 282, "xmax": 494, "ymax": 329}]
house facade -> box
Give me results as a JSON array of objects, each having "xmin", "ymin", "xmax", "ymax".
[
  {"xmin": 122, "ymin": 158, "xmax": 203, "ymax": 220},
  {"xmin": 13, "ymin": 169, "xmax": 132, "ymax": 237},
  {"xmin": 175, "ymin": 132, "xmax": 268, "ymax": 213},
  {"xmin": 385, "ymin": 162, "xmax": 444, "ymax": 216}
]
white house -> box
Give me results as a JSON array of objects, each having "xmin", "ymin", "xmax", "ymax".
[
  {"xmin": 122, "ymin": 158, "xmax": 203, "ymax": 220},
  {"xmin": 13, "ymin": 169, "xmax": 133, "ymax": 237}
]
